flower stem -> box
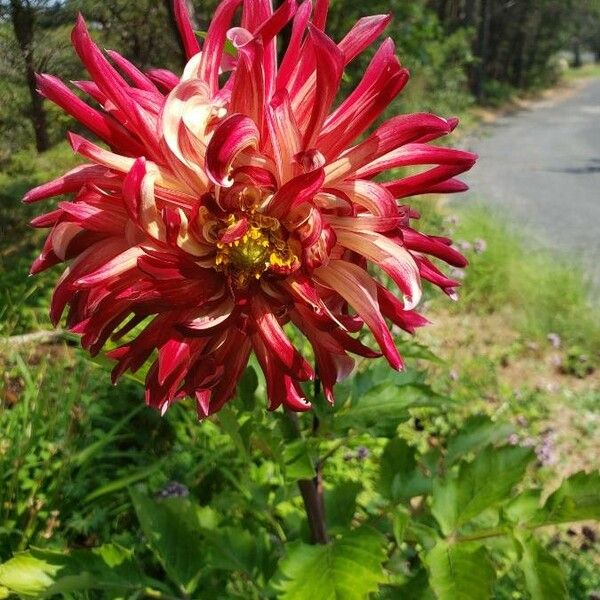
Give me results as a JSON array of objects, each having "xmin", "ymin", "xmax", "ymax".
[{"xmin": 284, "ymin": 407, "xmax": 329, "ymax": 545}]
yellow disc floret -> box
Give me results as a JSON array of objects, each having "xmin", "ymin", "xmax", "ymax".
[{"xmin": 215, "ymin": 214, "xmax": 299, "ymax": 287}]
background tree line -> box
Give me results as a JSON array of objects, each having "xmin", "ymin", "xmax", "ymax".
[{"xmin": 1, "ymin": 0, "xmax": 599, "ymax": 157}]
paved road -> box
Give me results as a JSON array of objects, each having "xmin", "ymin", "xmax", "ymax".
[{"xmin": 460, "ymin": 77, "xmax": 600, "ymax": 277}]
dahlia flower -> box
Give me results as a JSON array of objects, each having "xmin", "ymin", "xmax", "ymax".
[{"xmin": 28, "ymin": 0, "xmax": 476, "ymax": 417}]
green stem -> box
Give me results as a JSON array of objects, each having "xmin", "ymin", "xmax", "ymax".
[{"xmin": 452, "ymin": 526, "xmax": 507, "ymax": 543}]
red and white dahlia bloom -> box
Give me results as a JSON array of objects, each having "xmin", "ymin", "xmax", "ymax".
[{"xmin": 28, "ymin": 0, "xmax": 476, "ymax": 417}]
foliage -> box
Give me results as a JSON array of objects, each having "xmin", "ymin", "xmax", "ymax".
[
  {"xmin": 440, "ymin": 205, "xmax": 600, "ymax": 364},
  {"xmin": 0, "ymin": 346, "xmax": 598, "ymax": 598}
]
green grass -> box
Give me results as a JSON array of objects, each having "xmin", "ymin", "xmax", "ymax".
[
  {"xmin": 441, "ymin": 205, "xmax": 600, "ymax": 362},
  {"xmin": 0, "ymin": 142, "xmax": 78, "ymax": 336},
  {"xmin": 564, "ymin": 63, "xmax": 600, "ymax": 80}
]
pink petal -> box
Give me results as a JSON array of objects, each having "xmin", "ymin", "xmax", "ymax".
[
  {"xmin": 301, "ymin": 25, "xmax": 344, "ymax": 149},
  {"xmin": 338, "ymin": 14, "xmax": 391, "ymax": 64},
  {"xmin": 327, "ymin": 180, "xmax": 397, "ymax": 217},
  {"xmin": 268, "ymin": 168, "xmax": 325, "ymax": 219},
  {"xmin": 355, "ymin": 143, "xmax": 477, "ymax": 179},
  {"xmin": 23, "ymin": 164, "xmax": 108, "ymax": 204},
  {"xmin": 106, "ymin": 50, "xmax": 159, "ymax": 93},
  {"xmin": 173, "ymin": 0, "xmax": 201, "ymax": 59},
  {"xmin": 266, "ymin": 90, "xmax": 302, "ymax": 184},
  {"xmin": 276, "ymin": 1, "xmax": 312, "ymax": 91},
  {"xmin": 197, "ymin": 0, "xmax": 244, "ymax": 94},
  {"xmin": 251, "ymin": 294, "xmax": 313, "ymax": 381},
  {"xmin": 205, "ymin": 114, "xmax": 260, "ymax": 187},
  {"xmin": 36, "ymin": 74, "xmax": 140, "ymax": 153},
  {"xmin": 315, "ymin": 260, "xmax": 403, "ymax": 370},
  {"xmin": 334, "ymin": 228, "xmax": 422, "ymax": 310}
]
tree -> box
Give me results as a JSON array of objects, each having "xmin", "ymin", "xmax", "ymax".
[{"xmin": 1, "ymin": 0, "xmax": 53, "ymax": 152}]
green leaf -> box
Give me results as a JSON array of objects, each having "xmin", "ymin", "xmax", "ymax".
[
  {"xmin": 425, "ymin": 541, "xmax": 496, "ymax": 600},
  {"xmin": 517, "ymin": 534, "xmax": 567, "ymax": 600},
  {"xmin": 0, "ymin": 545, "xmax": 151, "ymax": 597},
  {"xmin": 238, "ymin": 365, "xmax": 258, "ymax": 410},
  {"xmin": 282, "ymin": 439, "xmax": 316, "ymax": 482},
  {"xmin": 336, "ymin": 383, "xmax": 449, "ymax": 436},
  {"xmin": 392, "ymin": 507, "xmax": 411, "ymax": 546},
  {"xmin": 130, "ymin": 490, "xmax": 204, "ymax": 594},
  {"xmin": 196, "ymin": 30, "xmax": 237, "ymax": 57},
  {"xmin": 378, "ymin": 438, "xmax": 431, "ymax": 502},
  {"xmin": 446, "ymin": 415, "xmax": 514, "ymax": 465},
  {"xmin": 532, "ymin": 471, "xmax": 600, "ymax": 525},
  {"xmin": 325, "ymin": 481, "xmax": 362, "ymax": 531},
  {"xmin": 432, "ymin": 445, "xmax": 534, "ymax": 534},
  {"xmin": 203, "ymin": 528, "xmax": 254, "ymax": 573},
  {"xmin": 83, "ymin": 459, "xmax": 166, "ymax": 503},
  {"xmin": 503, "ymin": 489, "xmax": 543, "ymax": 524},
  {"xmin": 0, "ymin": 552, "xmax": 59, "ymax": 596},
  {"xmin": 391, "ymin": 568, "xmax": 436, "ymax": 600},
  {"xmin": 275, "ymin": 527, "xmax": 387, "ymax": 600}
]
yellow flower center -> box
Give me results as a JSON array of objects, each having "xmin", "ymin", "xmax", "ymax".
[{"xmin": 215, "ymin": 214, "xmax": 299, "ymax": 287}]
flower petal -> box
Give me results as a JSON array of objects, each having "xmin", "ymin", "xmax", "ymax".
[
  {"xmin": 205, "ymin": 114, "xmax": 260, "ymax": 187},
  {"xmin": 315, "ymin": 260, "xmax": 403, "ymax": 370}
]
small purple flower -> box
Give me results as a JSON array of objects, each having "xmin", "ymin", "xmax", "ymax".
[
  {"xmin": 547, "ymin": 332, "xmax": 561, "ymax": 349},
  {"xmin": 473, "ymin": 239, "xmax": 487, "ymax": 254},
  {"xmin": 356, "ymin": 446, "xmax": 370, "ymax": 460},
  {"xmin": 516, "ymin": 415, "xmax": 529, "ymax": 428},
  {"xmin": 155, "ymin": 481, "xmax": 190, "ymax": 499}
]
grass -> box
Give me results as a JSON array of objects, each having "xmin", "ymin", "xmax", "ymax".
[
  {"xmin": 564, "ymin": 63, "xmax": 600, "ymax": 80},
  {"xmin": 436, "ymin": 204, "xmax": 600, "ymax": 364}
]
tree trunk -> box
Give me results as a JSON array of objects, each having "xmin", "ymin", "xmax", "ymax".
[
  {"xmin": 472, "ymin": 0, "xmax": 491, "ymax": 101},
  {"xmin": 9, "ymin": 0, "xmax": 50, "ymax": 153},
  {"xmin": 573, "ymin": 40, "xmax": 582, "ymax": 68}
]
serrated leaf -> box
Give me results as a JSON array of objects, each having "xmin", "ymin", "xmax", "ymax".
[
  {"xmin": 336, "ymin": 384, "xmax": 449, "ymax": 436},
  {"xmin": 282, "ymin": 439, "xmax": 316, "ymax": 482},
  {"xmin": 446, "ymin": 415, "xmax": 514, "ymax": 465},
  {"xmin": 130, "ymin": 491, "xmax": 204, "ymax": 594},
  {"xmin": 275, "ymin": 527, "xmax": 387, "ymax": 600},
  {"xmin": 503, "ymin": 489, "xmax": 543, "ymax": 524},
  {"xmin": 426, "ymin": 541, "xmax": 496, "ymax": 600},
  {"xmin": 532, "ymin": 471, "xmax": 600, "ymax": 525},
  {"xmin": 517, "ymin": 534, "xmax": 567, "ymax": 600},
  {"xmin": 0, "ymin": 545, "xmax": 150, "ymax": 597},
  {"xmin": 432, "ymin": 445, "xmax": 534, "ymax": 534},
  {"xmin": 325, "ymin": 481, "xmax": 362, "ymax": 531},
  {"xmin": 378, "ymin": 438, "xmax": 431, "ymax": 502},
  {"xmin": 203, "ymin": 527, "xmax": 257, "ymax": 574}
]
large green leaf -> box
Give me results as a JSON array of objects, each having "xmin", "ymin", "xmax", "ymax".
[
  {"xmin": 517, "ymin": 534, "xmax": 567, "ymax": 600},
  {"xmin": 324, "ymin": 481, "xmax": 362, "ymax": 531},
  {"xmin": 336, "ymin": 383, "xmax": 449, "ymax": 436},
  {"xmin": 432, "ymin": 445, "xmax": 534, "ymax": 534},
  {"xmin": 0, "ymin": 545, "xmax": 153, "ymax": 597},
  {"xmin": 425, "ymin": 541, "xmax": 496, "ymax": 600},
  {"xmin": 282, "ymin": 439, "xmax": 316, "ymax": 482},
  {"xmin": 378, "ymin": 438, "xmax": 431, "ymax": 502},
  {"xmin": 130, "ymin": 490, "xmax": 204, "ymax": 595},
  {"xmin": 446, "ymin": 415, "xmax": 514, "ymax": 466},
  {"xmin": 275, "ymin": 527, "xmax": 387, "ymax": 600},
  {"xmin": 532, "ymin": 471, "xmax": 600, "ymax": 525}
]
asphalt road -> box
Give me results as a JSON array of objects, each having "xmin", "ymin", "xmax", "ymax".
[{"xmin": 460, "ymin": 77, "xmax": 600, "ymax": 278}]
